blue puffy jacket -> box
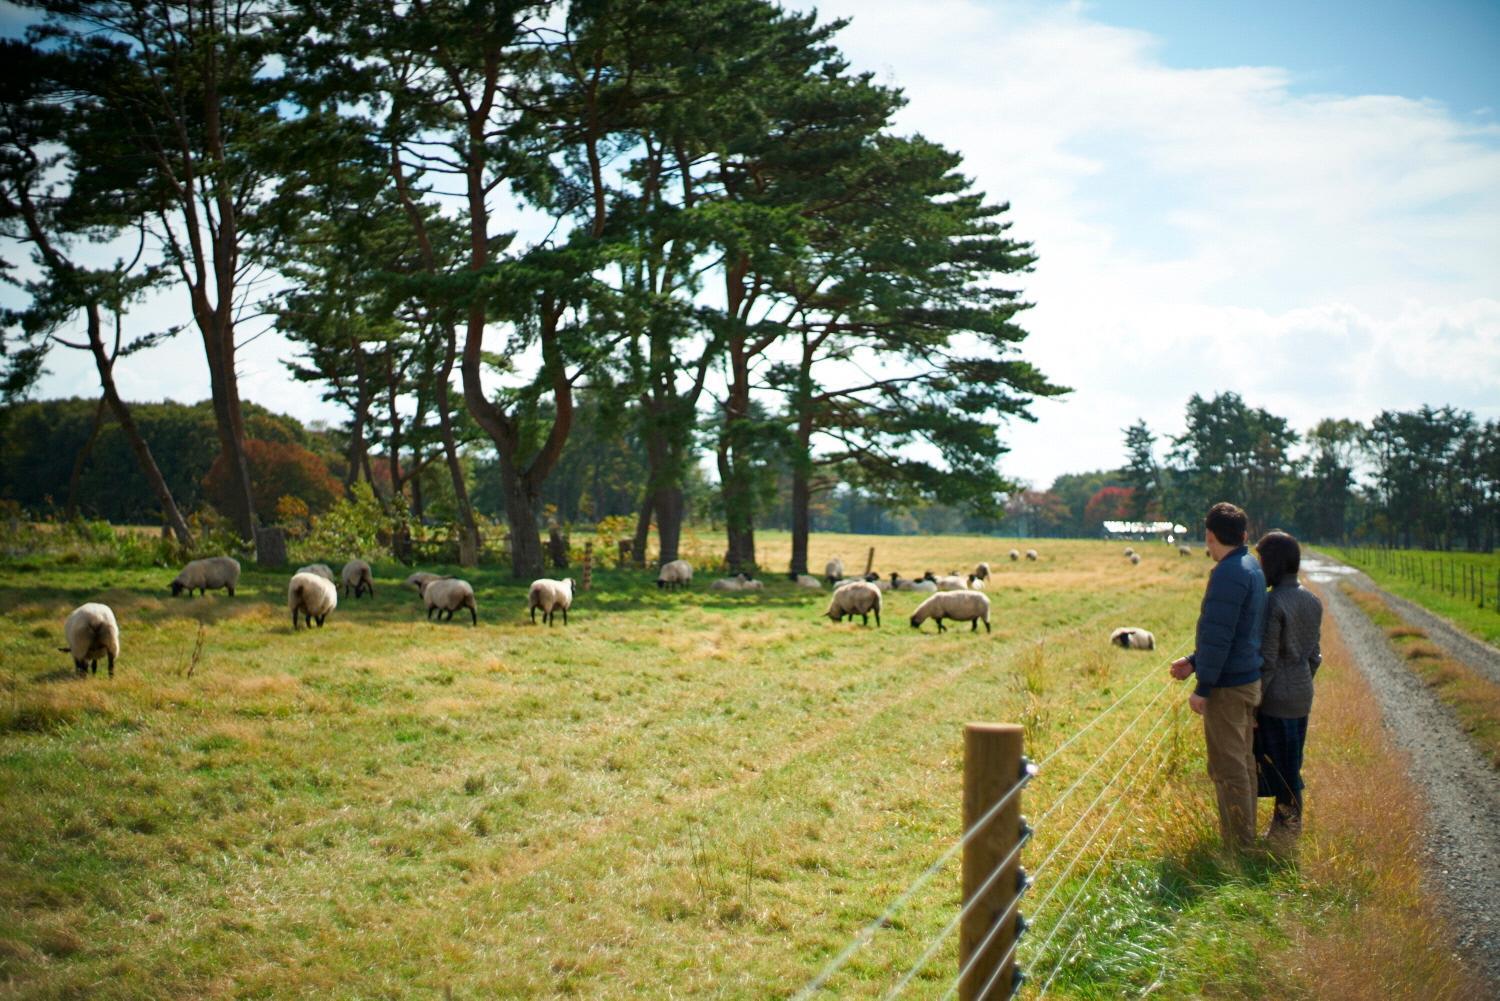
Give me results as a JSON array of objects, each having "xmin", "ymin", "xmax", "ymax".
[{"xmin": 1188, "ymin": 545, "xmax": 1266, "ymax": 697}]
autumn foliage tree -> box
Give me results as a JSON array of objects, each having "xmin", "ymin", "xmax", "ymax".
[
  {"xmin": 205, "ymin": 439, "xmax": 342, "ymax": 521},
  {"xmin": 1083, "ymin": 485, "xmax": 1135, "ymax": 532}
]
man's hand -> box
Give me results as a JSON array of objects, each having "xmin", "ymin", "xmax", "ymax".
[
  {"xmin": 1188, "ymin": 693, "xmax": 1208, "ymax": 716},
  {"xmin": 1169, "ymin": 657, "xmax": 1194, "ymax": 681}
]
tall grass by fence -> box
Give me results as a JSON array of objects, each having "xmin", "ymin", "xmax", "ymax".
[{"xmin": 1333, "ymin": 545, "xmax": 1498, "ymax": 614}]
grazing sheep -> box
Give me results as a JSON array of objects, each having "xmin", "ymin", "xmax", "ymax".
[
  {"xmin": 1009, "ymin": 549, "xmax": 1020, "ymax": 562},
  {"xmin": 825, "ymin": 557, "xmax": 845, "ymax": 583},
  {"xmin": 1025, "ymin": 549, "xmax": 1038, "ymax": 561},
  {"xmin": 933, "ymin": 574, "xmax": 967, "ymax": 591},
  {"xmin": 795, "ymin": 574, "xmax": 823, "ymax": 589},
  {"xmin": 824, "ymin": 580, "xmax": 882, "ymax": 626},
  {"xmin": 1123, "ymin": 547, "xmax": 1136, "ymax": 558},
  {"xmin": 297, "ymin": 563, "xmax": 336, "ymax": 583},
  {"xmin": 60, "ymin": 603, "xmax": 119, "ymax": 677},
  {"xmin": 528, "ymin": 577, "xmax": 574, "ymax": 626},
  {"xmin": 1178, "ymin": 545, "xmax": 1192, "ymax": 557},
  {"xmin": 863, "ymin": 571, "xmax": 892, "ymax": 592},
  {"xmin": 288, "ymin": 571, "xmax": 338, "ymax": 630},
  {"xmin": 341, "ymin": 558, "xmax": 375, "ymax": 598},
  {"xmin": 711, "ymin": 573, "xmax": 763, "ymax": 592},
  {"xmin": 973, "ymin": 561, "xmax": 991, "ymax": 581},
  {"xmin": 418, "ymin": 577, "xmax": 477, "ymax": 624},
  {"xmin": 1110, "ymin": 626, "xmax": 1156, "ymax": 651},
  {"xmin": 170, "ymin": 556, "xmax": 240, "ymax": 597},
  {"xmin": 966, "ymin": 574, "xmax": 988, "ymax": 590},
  {"xmin": 657, "ymin": 559, "xmax": 694, "ymax": 591},
  {"xmin": 910, "ymin": 590, "xmax": 992, "ymax": 633},
  {"xmin": 1129, "ymin": 553, "xmax": 1141, "ymax": 565},
  {"xmin": 405, "ymin": 571, "xmax": 449, "ymax": 595}
]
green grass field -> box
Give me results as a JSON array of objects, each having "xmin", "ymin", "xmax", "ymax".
[
  {"xmin": 0, "ymin": 533, "xmax": 1476, "ymax": 998},
  {"xmin": 1323, "ymin": 546, "xmax": 1500, "ymax": 646}
]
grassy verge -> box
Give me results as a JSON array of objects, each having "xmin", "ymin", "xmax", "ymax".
[
  {"xmin": 1324, "ymin": 546, "xmax": 1500, "ymax": 646},
  {"xmin": 1343, "ymin": 585, "xmax": 1500, "ymax": 769},
  {"xmin": 0, "ymin": 535, "xmax": 1478, "ymax": 998}
]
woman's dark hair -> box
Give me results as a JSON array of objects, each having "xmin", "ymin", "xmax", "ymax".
[
  {"xmin": 1204, "ymin": 502, "xmax": 1248, "ymax": 545},
  {"xmin": 1255, "ymin": 530, "xmax": 1301, "ymax": 586}
]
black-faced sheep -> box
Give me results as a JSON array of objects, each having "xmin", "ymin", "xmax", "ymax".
[
  {"xmin": 60, "ymin": 603, "xmax": 119, "ymax": 677},
  {"xmin": 824, "ymin": 557, "xmax": 844, "ymax": 584},
  {"xmin": 1110, "ymin": 627, "xmax": 1155, "ymax": 650},
  {"xmin": 421, "ymin": 577, "xmax": 477, "ymax": 624},
  {"xmin": 528, "ymin": 577, "xmax": 574, "ymax": 625},
  {"xmin": 170, "ymin": 556, "xmax": 240, "ymax": 597},
  {"xmin": 1009, "ymin": 549, "xmax": 1020, "ymax": 562},
  {"xmin": 1129, "ymin": 553, "xmax": 1141, "ymax": 565},
  {"xmin": 405, "ymin": 571, "xmax": 449, "ymax": 595},
  {"xmin": 289, "ymin": 571, "xmax": 338, "ymax": 630},
  {"xmin": 825, "ymin": 580, "xmax": 881, "ymax": 626},
  {"xmin": 341, "ymin": 558, "xmax": 375, "ymax": 598},
  {"xmin": 657, "ymin": 559, "xmax": 693, "ymax": 590},
  {"xmin": 1025, "ymin": 549, "xmax": 1038, "ymax": 561},
  {"xmin": 973, "ymin": 562, "xmax": 991, "ymax": 581},
  {"xmin": 910, "ymin": 590, "xmax": 992, "ymax": 633}
]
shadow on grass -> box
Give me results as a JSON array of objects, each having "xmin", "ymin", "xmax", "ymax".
[{"xmin": 1150, "ymin": 838, "xmax": 1299, "ymax": 912}]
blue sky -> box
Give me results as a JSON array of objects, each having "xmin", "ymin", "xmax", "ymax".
[{"xmin": 8, "ymin": 0, "xmax": 1500, "ymax": 490}]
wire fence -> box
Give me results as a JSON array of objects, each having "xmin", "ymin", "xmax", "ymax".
[
  {"xmin": 793, "ymin": 641, "xmax": 1190, "ymax": 1000},
  {"xmin": 1336, "ymin": 543, "xmax": 1498, "ymax": 614}
]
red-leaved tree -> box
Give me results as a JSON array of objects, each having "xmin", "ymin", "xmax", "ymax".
[
  {"xmin": 1084, "ymin": 486, "xmax": 1136, "ymax": 532},
  {"xmin": 205, "ymin": 439, "xmax": 342, "ymax": 520}
]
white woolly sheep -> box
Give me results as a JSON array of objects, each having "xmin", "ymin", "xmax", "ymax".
[
  {"xmin": 1178, "ymin": 545, "xmax": 1192, "ymax": 557},
  {"xmin": 710, "ymin": 573, "xmax": 762, "ymax": 592},
  {"xmin": 933, "ymin": 574, "xmax": 967, "ymax": 591},
  {"xmin": 824, "ymin": 580, "xmax": 882, "ymax": 627},
  {"xmin": 1123, "ymin": 547, "xmax": 1136, "ymax": 558},
  {"xmin": 60, "ymin": 603, "xmax": 119, "ymax": 677},
  {"xmin": 1009, "ymin": 549, "xmax": 1020, "ymax": 561},
  {"xmin": 297, "ymin": 563, "xmax": 336, "ymax": 583},
  {"xmin": 1129, "ymin": 553, "xmax": 1141, "ymax": 565},
  {"xmin": 405, "ymin": 571, "xmax": 449, "ymax": 595},
  {"xmin": 1110, "ymin": 626, "xmax": 1156, "ymax": 651},
  {"xmin": 966, "ymin": 574, "xmax": 988, "ymax": 590},
  {"xmin": 341, "ymin": 558, "xmax": 375, "ymax": 598},
  {"xmin": 421, "ymin": 577, "xmax": 477, "ymax": 625},
  {"xmin": 1025, "ymin": 549, "xmax": 1038, "ymax": 561},
  {"xmin": 795, "ymin": 574, "xmax": 823, "ymax": 589},
  {"xmin": 288, "ymin": 571, "xmax": 338, "ymax": 630},
  {"xmin": 170, "ymin": 556, "xmax": 240, "ymax": 597},
  {"xmin": 910, "ymin": 590, "xmax": 992, "ymax": 633},
  {"xmin": 657, "ymin": 559, "xmax": 693, "ymax": 591},
  {"xmin": 825, "ymin": 558, "xmax": 845, "ymax": 583},
  {"xmin": 973, "ymin": 561, "xmax": 991, "ymax": 581},
  {"xmin": 528, "ymin": 577, "xmax": 574, "ymax": 626}
]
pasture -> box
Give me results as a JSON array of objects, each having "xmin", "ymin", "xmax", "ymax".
[
  {"xmin": 0, "ymin": 534, "xmax": 1462, "ymax": 998},
  {"xmin": 1324, "ymin": 545, "xmax": 1500, "ymax": 646}
]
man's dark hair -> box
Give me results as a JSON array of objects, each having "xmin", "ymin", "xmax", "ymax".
[
  {"xmin": 1204, "ymin": 502, "xmax": 1248, "ymax": 546},
  {"xmin": 1255, "ymin": 530, "xmax": 1301, "ymax": 587}
]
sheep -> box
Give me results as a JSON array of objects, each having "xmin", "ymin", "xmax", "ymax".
[
  {"xmin": 889, "ymin": 573, "xmax": 936, "ymax": 592},
  {"xmin": 657, "ymin": 559, "xmax": 693, "ymax": 591},
  {"xmin": 910, "ymin": 590, "xmax": 992, "ymax": 633},
  {"xmin": 1123, "ymin": 547, "xmax": 1136, "ymax": 558},
  {"xmin": 170, "ymin": 556, "xmax": 240, "ymax": 597},
  {"xmin": 528, "ymin": 577, "xmax": 574, "ymax": 626},
  {"xmin": 1178, "ymin": 545, "xmax": 1192, "ymax": 557},
  {"xmin": 973, "ymin": 561, "xmax": 991, "ymax": 581},
  {"xmin": 59, "ymin": 603, "xmax": 119, "ymax": 677},
  {"xmin": 795, "ymin": 574, "xmax": 823, "ymax": 589},
  {"xmin": 710, "ymin": 573, "xmax": 763, "ymax": 592},
  {"xmin": 1110, "ymin": 627, "xmax": 1156, "ymax": 651},
  {"xmin": 421, "ymin": 577, "xmax": 477, "ymax": 625},
  {"xmin": 404, "ymin": 571, "xmax": 449, "ymax": 595},
  {"xmin": 288, "ymin": 571, "xmax": 338, "ymax": 630},
  {"xmin": 864, "ymin": 571, "xmax": 892, "ymax": 592},
  {"xmin": 825, "ymin": 557, "xmax": 845, "ymax": 584},
  {"xmin": 824, "ymin": 580, "xmax": 882, "ymax": 627},
  {"xmin": 932, "ymin": 573, "xmax": 968, "ymax": 591},
  {"xmin": 1129, "ymin": 553, "xmax": 1142, "ymax": 565},
  {"xmin": 1009, "ymin": 549, "xmax": 1020, "ymax": 561},
  {"xmin": 341, "ymin": 558, "xmax": 375, "ymax": 599},
  {"xmin": 966, "ymin": 574, "xmax": 988, "ymax": 591},
  {"xmin": 1025, "ymin": 549, "xmax": 1039, "ymax": 561},
  {"xmin": 297, "ymin": 563, "xmax": 336, "ymax": 583}
]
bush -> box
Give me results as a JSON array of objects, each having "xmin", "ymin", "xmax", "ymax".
[{"xmin": 299, "ymin": 482, "xmax": 389, "ymax": 561}]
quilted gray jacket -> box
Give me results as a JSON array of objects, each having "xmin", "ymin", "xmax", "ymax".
[{"xmin": 1258, "ymin": 578, "xmax": 1323, "ymax": 718}]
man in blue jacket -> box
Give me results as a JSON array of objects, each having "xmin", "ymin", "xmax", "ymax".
[{"xmin": 1170, "ymin": 502, "xmax": 1266, "ymax": 849}]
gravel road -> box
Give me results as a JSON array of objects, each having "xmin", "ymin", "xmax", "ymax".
[{"xmin": 1307, "ymin": 555, "xmax": 1500, "ymax": 986}]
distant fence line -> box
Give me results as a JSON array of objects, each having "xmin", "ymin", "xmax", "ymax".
[{"xmin": 1338, "ymin": 545, "xmax": 1497, "ymax": 614}]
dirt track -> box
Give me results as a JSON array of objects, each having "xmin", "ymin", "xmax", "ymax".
[{"xmin": 1308, "ymin": 555, "xmax": 1500, "ymax": 986}]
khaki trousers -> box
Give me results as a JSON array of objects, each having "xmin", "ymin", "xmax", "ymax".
[{"xmin": 1203, "ymin": 680, "xmax": 1262, "ymax": 848}]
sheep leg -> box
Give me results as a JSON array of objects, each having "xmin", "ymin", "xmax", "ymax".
[
  {"xmin": 861, "ymin": 611, "xmax": 869, "ymax": 626},
  {"xmin": 107, "ymin": 653, "xmax": 115, "ymax": 678},
  {"xmin": 89, "ymin": 658, "xmax": 98, "ymax": 675},
  {"xmin": 292, "ymin": 608, "xmax": 301, "ymax": 630},
  {"xmin": 936, "ymin": 618, "xmax": 946, "ymax": 633},
  {"xmin": 874, "ymin": 609, "xmax": 881, "ymax": 627},
  {"xmin": 983, "ymin": 618, "xmax": 991, "ymax": 634},
  {"xmin": 316, "ymin": 614, "xmax": 326, "ymax": 627},
  {"xmin": 427, "ymin": 606, "xmax": 436, "ymax": 621},
  {"xmin": 971, "ymin": 619, "xmax": 978, "ymax": 632},
  {"xmin": 530, "ymin": 605, "xmax": 537, "ymax": 624},
  {"xmin": 468, "ymin": 605, "xmax": 477, "ymax": 626},
  {"xmin": 562, "ymin": 606, "xmax": 568, "ymax": 625},
  {"xmin": 74, "ymin": 658, "xmax": 86, "ymax": 675},
  {"xmin": 226, "ymin": 585, "xmax": 235, "ymax": 596}
]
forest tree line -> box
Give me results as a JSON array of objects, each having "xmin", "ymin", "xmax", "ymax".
[{"xmin": 0, "ymin": 0, "xmax": 1063, "ymax": 577}]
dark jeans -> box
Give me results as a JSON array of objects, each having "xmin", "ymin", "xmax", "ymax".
[{"xmin": 1254, "ymin": 713, "xmax": 1307, "ymax": 808}]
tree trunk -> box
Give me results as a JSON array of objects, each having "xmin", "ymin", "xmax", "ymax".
[
  {"xmin": 790, "ymin": 464, "xmax": 811, "ymax": 578},
  {"xmin": 435, "ymin": 324, "xmax": 480, "ymax": 567},
  {"xmin": 88, "ymin": 306, "xmax": 194, "ymax": 547},
  {"xmin": 631, "ymin": 491, "xmax": 654, "ymax": 568},
  {"xmin": 65, "ymin": 394, "xmax": 109, "ymax": 520},
  {"xmin": 654, "ymin": 485, "xmax": 685, "ymax": 565},
  {"xmin": 498, "ymin": 451, "xmax": 546, "ymax": 578}
]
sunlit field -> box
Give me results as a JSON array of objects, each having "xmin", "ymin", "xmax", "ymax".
[{"xmin": 0, "ymin": 534, "xmax": 1474, "ymax": 998}]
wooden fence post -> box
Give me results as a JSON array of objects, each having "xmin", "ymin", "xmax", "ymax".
[
  {"xmin": 582, "ymin": 541, "xmax": 594, "ymax": 592},
  {"xmin": 864, "ymin": 546, "xmax": 876, "ymax": 577},
  {"xmin": 960, "ymin": 723, "xmax": 1026, "ymax": 1000}
]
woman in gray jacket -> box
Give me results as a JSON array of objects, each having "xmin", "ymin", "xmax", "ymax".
[{"xmin": 1253, "ymin": 530, "xmax": 1323, "ymax": 840}]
